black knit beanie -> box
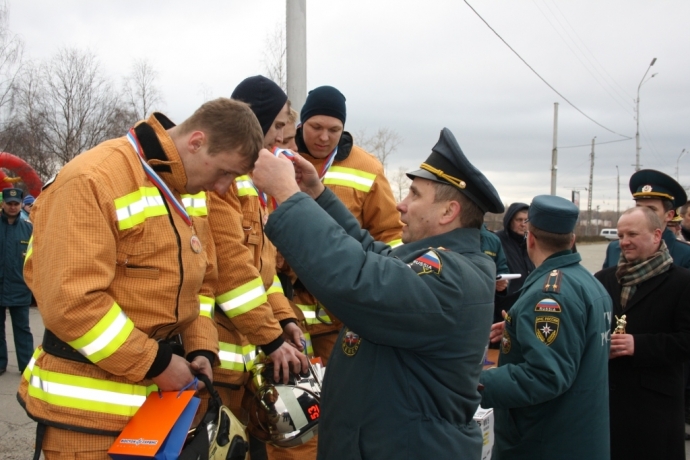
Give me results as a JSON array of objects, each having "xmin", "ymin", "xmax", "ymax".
[
  {"xmin": 300, "ymin": 86, "xmax": 346, "ymax": 126},
  {"xmin": 231, "ymin": 75, "xmax": 288, "ymax": 135}
]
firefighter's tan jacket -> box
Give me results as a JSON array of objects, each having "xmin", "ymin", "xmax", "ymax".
[
  {"xmin": 293, "ymin": 134, "xmax": 403, "ymax": 339},
  {"xmin": 17, "ymin": 114, "xmax": 218, "ymax": 435},
  {"xmin": 209, "ymin": 179, "xmax": 296, "ymax": 387}
]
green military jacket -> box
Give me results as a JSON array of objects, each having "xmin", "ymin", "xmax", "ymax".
[
  {"xmin": 480, "ymin": 251, "xmax": 612, "ymax": 460},
  {"xmin": 265, "ymin": 189, "xmax": 495, "ymax": 460},
  {"xmin": 480, "ymin": 224, "xmax": 508, "ymax": 274}
]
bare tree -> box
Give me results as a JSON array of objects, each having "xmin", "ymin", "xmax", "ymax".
[
  {"xmin": 262, "ymin": 22, "xmax": 286, "ymax": 91},
  {"xmin": 0, "ymin": 1, "xmax": 23, "ymax": 132},
  {"xmin": 390, "ymin": 166, "xmax": 412, "ymax": 202},
  {"xmin": 355, "ymin": 127, "xmax": 403, "ymax": 172},
  {"xmin": 40, "ymin": 48, "xmax": 131, "ymax": 165},
  {"xmin": 123, "ymin": 58, "xmax": 163, "ymax": 120}
]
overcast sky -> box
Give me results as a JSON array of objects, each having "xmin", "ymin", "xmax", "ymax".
[{"xmin": 9, "ymin": 0, "xmax": 690, "ymax": 213}]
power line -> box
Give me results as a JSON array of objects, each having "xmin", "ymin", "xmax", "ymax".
[
  {"xmin": 463, "ymin": 0, "xmax": 632, "ymax": 139},
  {"xmin": 559, "ymin": 138, "xmax": 632, "ymax": 149}
]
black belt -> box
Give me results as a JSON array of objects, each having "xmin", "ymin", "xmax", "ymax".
[{"xmin": 42, "ymin": 329, "xmax": 185, "ymax": 364}]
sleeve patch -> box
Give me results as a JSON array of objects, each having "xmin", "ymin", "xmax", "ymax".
[
  {"xmin": 535, "ymin": 316, "xmax": 560, "ymax": 346},
  {"xmin": 534, "ymin": 298, "xmax": 562, "ymax": 313},
  {"xmin": 542, "ymin": 270, "xmax": 563, "ymax": 293},
  {"xmin": 408, "ymin": 249, "xmax": 442, "ymax": 276}
]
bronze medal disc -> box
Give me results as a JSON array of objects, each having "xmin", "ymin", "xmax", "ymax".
[{"xmin": 190, "ymin": 235, "xmax": 202, "ymax": 254}]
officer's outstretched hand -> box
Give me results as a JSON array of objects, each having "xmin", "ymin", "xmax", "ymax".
[
  {"xmin": 269, "ymin": 342, "xmax": 309, "ymax": 384},
  {"xmin": 253, "ymin": 149, "xmax": 301, "ymax": 204},
  {"xmin": 290, "ymin": 153, "xmax": 324, "ymax": 199},
  {"xmin": 152, "ymin": 353, "xmax": 196, "ymax": 391}
]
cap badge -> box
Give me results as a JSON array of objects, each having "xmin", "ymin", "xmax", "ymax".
[
  {"xmin": 9, "ymin": 190, "xmax": 16, "ymax": 196},
  {"xmin": 642, "ymin": 185, "xmax": 653, "ymax": 193}
]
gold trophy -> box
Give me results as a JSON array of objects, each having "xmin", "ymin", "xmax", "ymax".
[{"xmin": 614, "ymin": 314, "xmax": 627, "ymax": 334}]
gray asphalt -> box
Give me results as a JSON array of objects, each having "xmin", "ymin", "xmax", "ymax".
[{"xmin": 1, "ymin": 242, "xmax": 689, "ymax": 458}]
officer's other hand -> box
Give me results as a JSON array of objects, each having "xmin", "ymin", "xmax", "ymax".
[
  {"xmin": 253, "ymin": 149, "xmax": 301, "ymax": 203},
  {"xmin": 496, "ymin": 279, "xmax": 509, "ymax": 292},
  {"xmin": 291, "ymin": 153, "xmax": 324, "ymax": 199},
  {"xmin": 269, "ymin": 342, "xmax": 309, "ymax": 384},
  {"xmin": 282, "ymin": 322, "xmax": 306, "ymax": 352},
  {"xmin": 488, "ymin": 310, "xmax": 508, "ymax": 344},
  {"xmin": 189, "ymin": 356, "xmax": 213, "ymax": 390},
  {"xmin": 152, "ymin": 354, "xmax": 194, "ymax": 391},
  {"xmin": 609, "ymin": 333, "xmax": 634, "ymax": 359}
]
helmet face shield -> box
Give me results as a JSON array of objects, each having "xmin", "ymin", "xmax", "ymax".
[{"xmin": 245, "ymin": 361, "xmax": 322, "ymax": 448}]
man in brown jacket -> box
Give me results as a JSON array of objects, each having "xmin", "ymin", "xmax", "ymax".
[{"xmin": 18, "ymin": 98, "xmax": 263, "ymax": 459}]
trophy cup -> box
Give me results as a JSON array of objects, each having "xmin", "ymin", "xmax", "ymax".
[{"xmin": 613, "ymin": 314, "xmax": 627, "ymax": 334}]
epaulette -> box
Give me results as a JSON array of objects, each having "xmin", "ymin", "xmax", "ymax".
[{"xmin": 542, "ymin": 269, "xmax": 562, "ymax": 293}]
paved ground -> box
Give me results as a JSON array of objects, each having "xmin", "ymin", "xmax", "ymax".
[{"xmin": 2, "ymin": 241, "xmax": 689, "ymax": 458}]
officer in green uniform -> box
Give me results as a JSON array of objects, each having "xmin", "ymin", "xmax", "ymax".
[
  {"xmin": 603, "ymin": 169, "xmax": 690, "ymax": 269},
  {"xmin": 252, "ymin": 128, "xmax": 503, "ymax": 460},
  {"xmin": 480, "ymin": 195, "xmax": 612, "ymax": 460}
]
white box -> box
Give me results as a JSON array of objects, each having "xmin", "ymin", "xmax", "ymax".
[{"xmin": 473, "ymin": 407, "xmax": 494, "ymax": 460}]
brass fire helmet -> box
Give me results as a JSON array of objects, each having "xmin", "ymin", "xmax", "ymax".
[{"xmin": 244, "ymin": 359, "xmax": 322, "ymax": 448}]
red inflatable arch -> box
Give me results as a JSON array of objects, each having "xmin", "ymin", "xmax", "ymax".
[{"xmin": 0, "ymin": 152, "xmax": 42, "ymax": 198}]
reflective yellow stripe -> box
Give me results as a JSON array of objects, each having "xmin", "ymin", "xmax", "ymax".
[
  {"xmin": 114, "ymin": 187, "xmax": 167, "ymax": 230},
  {"xmin": 388, "ymin": 238, "xmax": 403, "ymax": 248},
  {"xmin": 23, "ymin": 347, "xmax": 42, "ymax": 381},
  {"xmin": 235, "ymin": 176, "xmax": 258, "ymax": 197},
  {"xmin": 216, "ymin": 277, "xmax": 267, "ymax": 318},
  {"xmin": 182, "ymin": 192, "xmax": 208, "ymax": 216},
  {"xmin": 323, "ymin": 166, "xmax": 376, "ymax": 192},
  {"xmin": 297, "ymin": 304, "xmax": 331, "ymax": 326},
  {"xmin": 68, "ymin": 303, "xmax": 134, "ymax": 363},
  {"xmin": 26, "ymin": 359, "xmax": 156, "ymax": 417},
  {"xmin": 199, "ymin": 295, "xmax": 214, "ymax": 319},
  {"xmin": 24, "ymin": 235, "xmax": 33, "ymax": 266},
  {"xmin": 266, "ymin": 275, "xmax": 284, "ymax": 296},
  {"xmin": 218, "ymin": 342, "xmax": 257, "ymax": 371}
]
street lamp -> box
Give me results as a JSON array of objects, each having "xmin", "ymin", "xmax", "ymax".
[
  {"xmin": 635, "ymin": 57, "xmax": 657, "ymax": 171},
  {"xmin": 678, "ymin": 148, "xmax": 687, "ymax": 180}
]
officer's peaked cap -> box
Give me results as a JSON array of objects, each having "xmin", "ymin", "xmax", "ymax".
[
  {"xmin": 629, "ymin": 169, "xmax": 687, "ymax": 209},
  {"xmin": 528, "ymin": 195, "xmax": 579, "ymax": 234},
  {"xmin": 406, "ymin": 128, "xmax": 504, "ymax": 214}
]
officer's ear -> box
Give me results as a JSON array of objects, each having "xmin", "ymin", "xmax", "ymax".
[{"xmin": 440, "ymin": 200, "xmax": 461, "ymax": 225}]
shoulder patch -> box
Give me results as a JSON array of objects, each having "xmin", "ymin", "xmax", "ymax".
[
  {"xmin": 535, "ymin": 316, "xmax": 560, "ymax": 346},
  {"xmin": 542, "ymin": 269, "xmax": 563, "ymax": 293},
  {"xmin": 535, "ymin": 298, "xmax": 562, "ymax": 313},
  {"xmin": 341, "ymin": 328, "xmax": 362, "ymax": 357},
  {"xmin": 501, "ymin": 329, "xmax": 511, "ymax": 354},
  {"xmin": 408, "ymin": 249, "xmax": 442, "ymax": 276}
]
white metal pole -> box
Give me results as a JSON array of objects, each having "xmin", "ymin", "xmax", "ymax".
[
  {"xmin": 634, "ymin": 58, "xmax": 656, "ymax": 171},
  {"xmin": 286, "ymin": 0, "xmax": 307, "ymax": 114}
]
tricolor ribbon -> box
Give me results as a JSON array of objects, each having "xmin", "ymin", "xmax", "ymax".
[{"xmin": 126, "ymin": 128, "xmax": 192, "ymax": 227}]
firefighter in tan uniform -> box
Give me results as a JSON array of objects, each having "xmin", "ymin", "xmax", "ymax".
[
  {"xmin": 17, "ymin": 99, "xmax": 264, "ymax": 460},
  {"xmin": 209, "ymin": 76, "xmax": 308, "ymax": 459},
  {"xmin": 268, "ymin": 87, "xmax": 403, "ymax": 460}
]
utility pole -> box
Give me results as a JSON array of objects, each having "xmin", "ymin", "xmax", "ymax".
[
  {"xmin": 616, "ymin": 165, "xmax": 620, "ymax": 223},
  {"xmin": 286, "ymin": 0, "xmax": 307, "ymax": 113},
  {"xmin": 677, "ymin": 148, "xmax": 687, "ymax": 181},
  {"xmin": 634, "ymin": 57, "xmax": 657, "ymax": 171},
  {"xmin": 586, "ymin": 137, "xmax": 596, "ymax": 236},
  {"xmin": 550, "ymin": 102, "xmax": 559, "ymax": 195}
]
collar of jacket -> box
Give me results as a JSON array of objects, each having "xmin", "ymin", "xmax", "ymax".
[
  {"xmin": 390, "ymin": 227, "xmax": 481, "ymax": 260},
  {"xmin": 134, "ymin": 112, "xmax": 189, "ymax": 195},
  {"xmin": 521, "ymin": 251, "xmax": 581, "ymax": 290},
  {"xmin": 295, "ymin": 127, "xmax": 354, "ymax": 162},
  {"xmin": 507, "ymin": 228, "xmax": 526, "ymax": 245}
]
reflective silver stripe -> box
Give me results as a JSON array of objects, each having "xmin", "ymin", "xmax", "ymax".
[{"xmin": 29, "ymin": 375, "xmax": 146, "ymax": 408}]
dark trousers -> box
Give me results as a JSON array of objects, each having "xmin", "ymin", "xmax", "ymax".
[{"xmin": 0, "ymin": 305, "xmax": 33, "ymax": 372}]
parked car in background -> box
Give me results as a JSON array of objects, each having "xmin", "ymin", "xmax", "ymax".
[{"xmin": 600, "ymin": 228, "xmax": 618, "ymax": 240}]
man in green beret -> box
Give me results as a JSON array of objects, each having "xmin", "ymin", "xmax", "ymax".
[
  {"xmin": 603, "ymin": 169, "xmax": 690, "ymax": 269},
  {"xmin": 480, "ymin": 195, "xmax": 612, "ymax": 460}
]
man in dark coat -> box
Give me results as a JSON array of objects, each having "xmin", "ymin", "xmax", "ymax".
[
  {"xmin": 253, "ymin": 128, "xmax": 503, "ymax": 460},
  {"xmin": 595, "ymin": 206, "xmax": 690, "ymax": 460},
  {"xmin": 495, "ymin": 203, "xmax": 535, "ymax": 320}
]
